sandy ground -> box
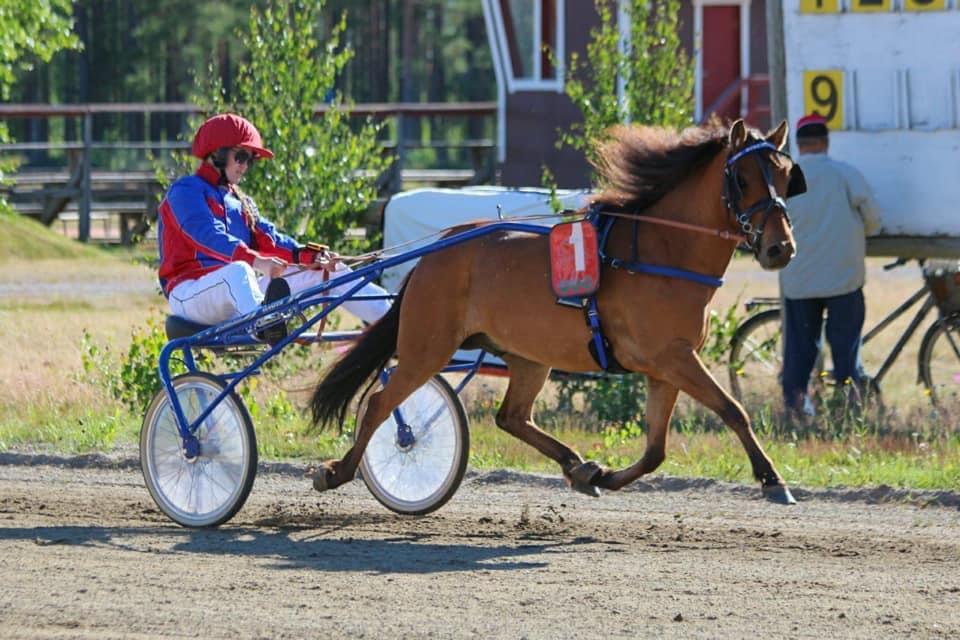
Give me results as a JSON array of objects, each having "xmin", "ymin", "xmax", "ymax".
[{"xmin": 0, "ymin": 457, "xmax": 958, "ymax": 640}]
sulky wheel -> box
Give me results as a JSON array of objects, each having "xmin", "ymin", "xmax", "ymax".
[
  {"xmin": 357, "ymin": 373, "xmax": 469, "ymax": 516},
  {"xmin": 140, "ymin": 372, "xmax": 257, "ymax": 527}
]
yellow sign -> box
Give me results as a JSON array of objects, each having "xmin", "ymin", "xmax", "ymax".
[
  {"xmin": 803, "ymin": 70, "xmax": 844, "ymax": 131},
  {"xmin": 799, "ymin": 0, "xmax": 839, "ymax": 12},
  {"xmin": 903, "ymin": 0, "xmax": 945, "ymax": 10},
  {"xmin": 850, "ymin": 0, "xmax": 891, "ymax": 11}
]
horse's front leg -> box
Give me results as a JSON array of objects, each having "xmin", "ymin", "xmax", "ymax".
[{"xmin": 654, "ymin": 340, "xmax": 796, "ymax": 504}]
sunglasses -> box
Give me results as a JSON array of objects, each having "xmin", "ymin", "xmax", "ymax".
[{"xmin": 231, "ymin": 148, "xmax": 256, "ymax": 166}]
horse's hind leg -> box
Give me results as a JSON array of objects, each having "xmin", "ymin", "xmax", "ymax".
[
  {"xmin": 312, "ymin": 294, "xmax": 463, "ymax": 492},
  {"xmin": 497, "ymin": 355, "xmax": 597, "ymax": 497},
  {"xmin": 312, "ymin": 355, "xmax": 453, "ymax": 492}
]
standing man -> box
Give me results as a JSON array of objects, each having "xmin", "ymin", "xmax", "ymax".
[{"xmin": 779, "ymin": 114, "xmax": 882, "ymax": 415}]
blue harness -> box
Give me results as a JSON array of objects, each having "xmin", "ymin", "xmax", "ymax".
[{"xmin": 575, "ymin": 206, "xmax": 724, "ymax": 373}]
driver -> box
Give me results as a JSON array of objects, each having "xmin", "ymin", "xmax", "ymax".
[{"xmin": 157, "ymin": 113, "xmax": 391, "ymax": 341}]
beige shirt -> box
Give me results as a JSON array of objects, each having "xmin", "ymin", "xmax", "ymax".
[{"xmin": 778, "ymin": 152, "xmax": 882, "ymax": 299}]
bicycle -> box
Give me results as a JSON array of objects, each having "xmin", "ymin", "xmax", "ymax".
[{"xmin": 727, "ymin": 258, "xmax": 960, "ymax": 408}]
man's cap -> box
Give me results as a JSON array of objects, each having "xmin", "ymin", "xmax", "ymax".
[
  {"xmin": 191, "ymin": 113, "xmax": 274, "ymax": 160},
  {"xmin": 796, "ymin": 113, "xmax": 829, "ymax": 139}
]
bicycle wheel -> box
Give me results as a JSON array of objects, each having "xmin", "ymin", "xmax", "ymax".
[
  {"xmin": 357, "ymin": 374, "xmax": 469, "ymax": 516},
  {"xmin": 141, "ymin": 372, "xmax": 257, "ymax": 528},
  {"xmin": 728, "ymin": 308, "xmax": 783, "ymax": 402},
  {"xmin": 918, "ymin": 316, "xmax": 960, "ymax": 405}
]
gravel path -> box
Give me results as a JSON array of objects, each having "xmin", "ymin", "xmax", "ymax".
[{"xmin": 1, "ymin": 459, "xmax": 958, "ymax": 639}]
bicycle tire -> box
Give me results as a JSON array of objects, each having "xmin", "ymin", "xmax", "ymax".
[
  {"xmin": 918, "ymin": 315, "xmax": 960, "ymax": 406},
  {"xmin": 357, "ymin": 374, "xmax": 469, "ymax": 516},
  {"xmin": 141, "ymin": 372, "xmax": 257, "ymax": 528},
  {"xmin": 728, "ymin": 308, "xmax": 783, "ymax": 402}
]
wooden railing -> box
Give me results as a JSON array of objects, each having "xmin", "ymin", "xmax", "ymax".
[{"xmin": 0, "ymin": 102, "xmax": 497, "ymax": 243}]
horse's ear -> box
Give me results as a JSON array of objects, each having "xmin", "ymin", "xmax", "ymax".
[
  {"xmin": 729, "ymin": 119, "xmax": 747, "ymax": 149},
  {"xmin": 766, "ymin": 120, "xmax": 789, "ymax": 150}
]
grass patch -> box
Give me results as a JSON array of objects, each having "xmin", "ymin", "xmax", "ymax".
[
  {"xmin": 4, "ymin": 393, "xmax": 958, "ymax": 492},
  {"xmin": 0, "ymin": 299, "xmax": 95, "ymax": 312},
  {"xmin": 0, "ymin": 212, "xmax": 105, "ymax": 261},
  {"xmin": 0, "ymin": 403, "xmax": 138, "ymax": 453}
]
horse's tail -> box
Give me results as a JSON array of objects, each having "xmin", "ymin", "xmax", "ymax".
[{"xmin": 310, "ymin": 279, "xmax": 407, "ymax": 431}]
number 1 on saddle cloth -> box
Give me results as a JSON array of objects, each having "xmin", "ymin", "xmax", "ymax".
[{"xmin": 550, "ymin": 220, "xmax": 600, "ymax": 299}]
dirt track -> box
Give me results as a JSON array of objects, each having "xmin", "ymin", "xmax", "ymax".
[{"xmin": 1, "ymin": 457, "xmax": 958, "ymax": 639}]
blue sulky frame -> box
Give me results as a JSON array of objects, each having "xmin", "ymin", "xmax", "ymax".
[{"xmin": 158, "ymin": 221, "xmax": 549, "ymax": 458}]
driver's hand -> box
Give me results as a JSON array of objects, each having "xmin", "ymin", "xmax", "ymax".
[
  {"xmin": 253, "ymin": 256, "xmax": 287, "ymax": 279},
  {"xmin": 312, "ymin": 249, "xmax": 341, "ymax": 271}
]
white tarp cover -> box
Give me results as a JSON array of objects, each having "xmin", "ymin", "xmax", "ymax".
[{"xmin": 380, "ymin": 186, "xmax": 591, "ymax": 292}]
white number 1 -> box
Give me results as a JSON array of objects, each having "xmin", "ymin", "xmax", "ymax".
[{"xmin": 568, "ymin": 222, "xmax": 586, "ymax": 272}]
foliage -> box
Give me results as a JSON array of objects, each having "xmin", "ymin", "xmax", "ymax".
[
  {"xmin": 0, "ymin": 0, "xmax": 80, "ymax": 213},
  {"xmin": 187, "ymin": 0, "xmax": 389, "ymax": 247},
  {"xmin": 80, "ymin": 321, "xmax": 190, "ymax": 413},
  {"xmin": 701, "ymin": 303, "xmax": 746, "ymax": 365},
  {"xmin": 558, "ymin": 0, "xmax": 694, "ymax": 167},
  {"xmin": 552, "ymin": 373, "xmax": 648, "ymax": 429},
  {"xmin": 0, "ymin": 0, "xmax": 79, "ymax": 98}
]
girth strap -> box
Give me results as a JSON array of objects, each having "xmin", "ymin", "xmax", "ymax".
[{"xmin": 584, "ymin": 297, "xmax": 629, "ymax": 374}]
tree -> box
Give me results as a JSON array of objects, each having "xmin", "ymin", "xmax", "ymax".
[
  {"xmin": 191, "ymin": 0, "xmax": 389, "ymax": 247},
  {"xmin": 551, "ymin": 1, "xmax": 694, "ymax": 425},
  {"xmin": 0, "ymin": 0, "xmax": 80, "ymax": 213},
  {"xmin": 559, "ymin": 0, "xmax": 693, "ymax": 167}
]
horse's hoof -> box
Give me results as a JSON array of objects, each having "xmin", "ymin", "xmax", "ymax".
[
  {"xmin": 311, "ymin": 468, "xmax": 332, "ymax": 493},
  {"xmin": 567, "ymin": 461, "xmax": 602, "ymax": 498},
  {"xmin": 763, "ymin": 483, "xmax": 797, "ymax": 505}
]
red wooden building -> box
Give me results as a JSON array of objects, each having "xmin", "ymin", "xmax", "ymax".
[{"xmin": 481, "ymin": 0, "xmax": 771, "ymax": 188}]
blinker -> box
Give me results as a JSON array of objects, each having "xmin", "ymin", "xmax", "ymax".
[{"xmin": 787, "ymin": 164, "xmax": 807, "ymax": 198}]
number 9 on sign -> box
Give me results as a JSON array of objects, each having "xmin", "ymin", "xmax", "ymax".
[{"xmin": 803, "ymin": 70, "xmax": 843, "ymax": 131}]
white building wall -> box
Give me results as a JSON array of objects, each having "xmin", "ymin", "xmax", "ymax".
[{"xmin": 783, "ymin": 1, "xmax": 960, "ymax": 243}]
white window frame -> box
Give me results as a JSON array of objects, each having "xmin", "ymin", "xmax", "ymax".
[
  {"xmin": 485, "ymin": 0, "xmax": 566, "ymax": 94},
  {"xmin": 692, "ymin": 0, "xmax": 753, "ymax": 122}
]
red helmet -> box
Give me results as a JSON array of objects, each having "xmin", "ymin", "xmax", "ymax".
[{"xmin": 191, "ymin": 113, "xmax": 274, "ymax": 160}]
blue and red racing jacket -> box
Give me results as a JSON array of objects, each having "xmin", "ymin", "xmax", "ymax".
[{"xmin": 157, "ymin": 164, "xmax": 315, "ymax": 296}]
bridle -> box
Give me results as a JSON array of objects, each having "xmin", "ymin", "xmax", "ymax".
[{"xmin": 723, "ymin": 140, "xmax": 806, "ymax": 255}]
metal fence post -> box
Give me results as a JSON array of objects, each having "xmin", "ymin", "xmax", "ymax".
[{"xmin": 79, "ymin": 111, "xmax": 93, "ymax": 242}]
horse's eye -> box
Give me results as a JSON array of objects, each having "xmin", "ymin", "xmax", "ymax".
[{"xmin": 737, "ymin": 175, "xmax": 747, "ymax": 191}]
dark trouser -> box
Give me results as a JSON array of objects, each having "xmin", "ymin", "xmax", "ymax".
[{"xmin": 782, "ymin": 288, "xmax": 865, "ymax": 411}]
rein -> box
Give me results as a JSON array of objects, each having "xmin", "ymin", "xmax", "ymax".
[{"xmin": 596, "ymin": 210, "xmax": 746, "ymax": 244}]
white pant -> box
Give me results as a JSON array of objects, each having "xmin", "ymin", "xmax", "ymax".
[{"xmin": 168, "ymin": 261, "xmax": 392, "ymax": 326}]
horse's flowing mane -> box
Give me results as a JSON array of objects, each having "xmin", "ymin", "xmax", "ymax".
[{"xmin": 591, "ymin": 123, "xmax": 729, "ymax": 213}]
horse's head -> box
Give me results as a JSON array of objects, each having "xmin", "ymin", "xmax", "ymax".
[{"xmin": 724, "ymin": 119, "xmax": 803, "ymax": 270}]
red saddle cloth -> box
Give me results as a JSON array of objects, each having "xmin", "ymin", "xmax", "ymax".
[{"xmin": 549, "ymin": 220, "xmax": 600, "ymax": 298}]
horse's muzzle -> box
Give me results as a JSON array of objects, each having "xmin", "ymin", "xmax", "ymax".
[{"xmin": 762, "ymin": 240, "xmax": 795, "ymax": 269}]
